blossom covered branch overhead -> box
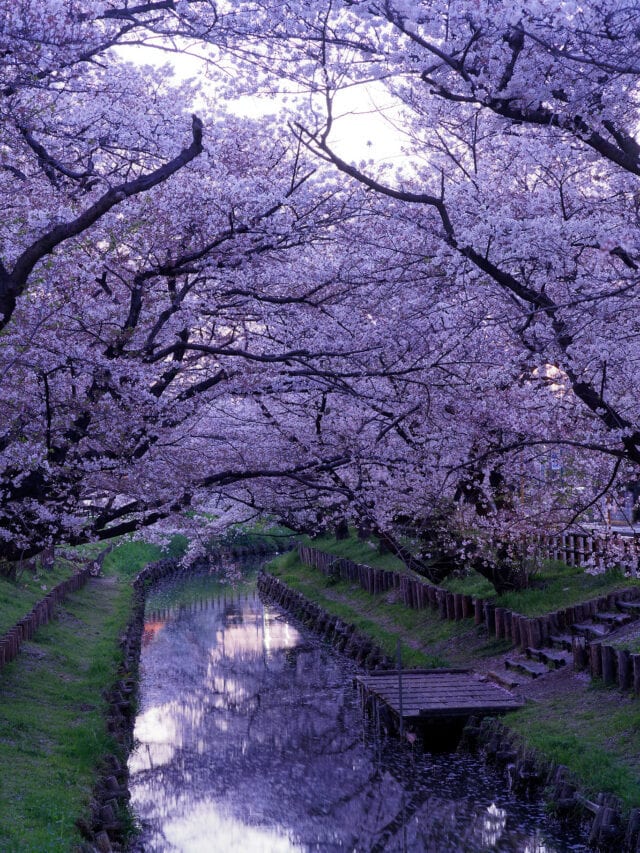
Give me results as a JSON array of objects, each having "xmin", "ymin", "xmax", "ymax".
[{"xmin": 1, "ymin": 1, "xmax": 639, "ymax": 579}]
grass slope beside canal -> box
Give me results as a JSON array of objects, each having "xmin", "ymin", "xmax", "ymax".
[
  {"xmin": 0, "ymin": 552, "xmax": 83, "ymax": 637},
  {"xmin": 267, "ymin": 546, "xmax": 640, "ymax": 812},
  {"xmin": 270, "ymin": 549, "xmax": 511, "ymax": 669},
  {"xmin": 0, "ymin": 540, "xmax": 171, "ymax": 851}
]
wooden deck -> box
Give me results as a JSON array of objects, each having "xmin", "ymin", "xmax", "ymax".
[{"xmin": 356, "ymin": 668, "xmax": 524, "ymax": 722}]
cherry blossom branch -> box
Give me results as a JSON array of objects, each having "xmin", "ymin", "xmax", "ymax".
[
  {"xmin": 18, "ymin": 125, "xmax": 97, "ymax": 187},
  {"xmin": 301, "ymin": 127, "xmax": 640, "ymax": 464},
  {"xmin": 0, "ymin": 116, "xmax": 204, "ymax": 329},
  {"xmin": 370, "ymin": 7, "xmax": 640, "ymax": 177}
]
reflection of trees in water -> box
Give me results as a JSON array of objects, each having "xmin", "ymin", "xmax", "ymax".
[{"xmin": 131, "ymin": 593, "xmax": 577, "ymax": 852}]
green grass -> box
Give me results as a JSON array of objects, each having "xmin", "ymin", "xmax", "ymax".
[
  {"xmin": 297, "ymin": 534, "xmax": 640, "ymax": 618},
  {"xmin": 440, "ymin": 572, "xmax": 496, "ymax": 598},
  {"xmin": 507, "ymin": 686, "xmax": 640, "ymax": 812},
  {"xmin": 102, "ymin": 539, "xmax": 164, "ymax": 577},
  {"xmin": 0, "ymin": 574, "xmax": 132, "ymax": 850},
  {"xmin": 495, "ymin": 562, "xmax": 640, "ymax": 616},
  {"xmin": 437, "ymin": 560, "xmax": 640, "ymax": 616},
  {"xmin": 300, "ymin": 532, "xmax": 407, "ymax": 572},
  {"xmin": 268, "ymin": 550, "xmax": 508, "ymax": 669},
  {"xmin": 0, "ymin": 537, "xmax": 184, "ymax": 851},
  {"xmin": 102, "ymin": 534, "xmax": 188, "ymax": 578},
  {"xmin": 0, "ymin": 544, "xmax": 106, "ymax": 636},
  {"xmin": 0, "ymin": 536, "xmax": 188, "ymax": 638}
]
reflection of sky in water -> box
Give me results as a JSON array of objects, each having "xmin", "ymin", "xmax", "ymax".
[
  {"xmin": 130, "ymin": 601, "xmax": 300, "ymax": 776},
  {"xmin": 129, "ymin": 577, "xmax": 586, "ymax": 852},
  {"xmin": 162, "ymin": 801, "xmax": 300, "ymax": 852}
]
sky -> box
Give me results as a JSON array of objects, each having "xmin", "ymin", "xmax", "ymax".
[{"xmin": 116, "ymin": 41, "xmax": 408, "ymax": 167}]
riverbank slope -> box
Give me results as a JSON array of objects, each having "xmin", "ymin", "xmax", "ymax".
[
  {"xmin": 0, "ymin": 541, "xmax": 169, "ymax": 851},
  {"xmin": 266, "ymin": 546, "xmax": 640, "ymax": 815}
]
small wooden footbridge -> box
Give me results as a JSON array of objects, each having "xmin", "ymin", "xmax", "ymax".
[{"xmin": 355, "ymin": 668, "xmax": 523, "ymax": 730}]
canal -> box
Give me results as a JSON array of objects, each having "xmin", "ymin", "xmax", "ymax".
[{"xmin": 128, "ymin": 566, "xmax": 587, "ymax": 851}]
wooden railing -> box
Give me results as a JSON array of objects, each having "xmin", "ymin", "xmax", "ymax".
[{"xmin": 535, "ymin": 532, "xmax": 639, "ymax": 573}]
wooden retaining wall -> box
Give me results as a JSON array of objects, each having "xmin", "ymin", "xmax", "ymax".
[
  {"xmin": 0, "ymin": 565, "xmax": 93, "ymax": 670},
  {"xmin": 573, "ymin": 636, "xmax": 640, "ymax": 694},
  {"xmin": 257, "ymin": 571, "xmax": 391, "ymax": 670},
  {"xmin": 297, "ymin": 544, "xmax": 640, "ymax": 694}
]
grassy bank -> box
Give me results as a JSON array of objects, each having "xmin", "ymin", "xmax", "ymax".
[
  {"xmin": 267, "ymin": 544, "xmax": 640, "ymax": 812},
  {"xmin": 0, "ymin": 545, "xmax": 101, "ymax": 636},
  {"xmin": 508, "ymin": 691, "xmax": 640, "ymax": 811},
  {"xmin": 270, "ymin": 550, "xmax": 511, "ymax": 671},
  {"xmin": 0, "ymin": 538, "xmax": 175, "ymax": 851},
  {"xmin": 441, "ymin": 559, "xmax": 640, "ymax": 616},
  {"xmin": 298, "ymin": 533, "xmax": 405, "ymax": 572},
  {"xmin": 303, "ymin": 531, "xmax": 640, "ymax": 616}
]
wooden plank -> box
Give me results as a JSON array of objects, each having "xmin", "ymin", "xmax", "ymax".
[
  {"xmin": 362, "ymin": 681, "xmax": 506, "ymax": 692},
  {"xmin": 360, "ymin": 667, "xmax": 471, "ymax": 678},
  {"xmin": 356, "ymin": 670, "xmax": 523, "ymax": 721}
]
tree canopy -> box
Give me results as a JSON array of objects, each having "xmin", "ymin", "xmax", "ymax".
[{"xmin": 1, "ymin": 1, "xmax": 639, "ymax": 583}]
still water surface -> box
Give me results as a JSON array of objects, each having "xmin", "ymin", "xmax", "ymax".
[{"xmin": 129, "ymin": 568, "xmax": 587, "ymax": 852}]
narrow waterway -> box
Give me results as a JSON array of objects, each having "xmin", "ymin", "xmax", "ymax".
[{"xmin": 128, "ymin": 567, "xmax": 587, "ymax": 852}]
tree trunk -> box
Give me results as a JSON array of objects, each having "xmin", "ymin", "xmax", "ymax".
[{"xmin": 334, "ymin": 518, "xmax": 349, "ymax": 540}]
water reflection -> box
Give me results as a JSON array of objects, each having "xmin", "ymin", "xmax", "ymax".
[{"xmin": 129, "ymin": 575, "xmax": 586, "ymax": 852}]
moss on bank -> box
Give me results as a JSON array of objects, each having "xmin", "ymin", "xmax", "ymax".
[{"xmin": 267, "ymin": 547, "xmax": 640, "ymax": 812}]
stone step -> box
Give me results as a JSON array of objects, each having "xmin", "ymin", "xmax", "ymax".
[
  {"xmin": 504, "ymin": 657, "xmax": 548, "ymax": 679},
  {"xmin": 486, "ymin": 669, "xmax": 524, "ymax": 690},
  {"xmin": 616, "ymin": 600, "xmax": 640, "ymax": 614},
  {"xmin": 571, "ymin": 622, "xmax": 610, "ymax": 641},
  {"xmin": 593, "ymin": 610, "xmax": 632, "ymax": 627},
  {"xmin": 525, "ymin": 647, "xmax": 570, "ymax": 669},
  {"xmin": 549, "ymin": 633, "xmax": 574, "ymax": 651}
]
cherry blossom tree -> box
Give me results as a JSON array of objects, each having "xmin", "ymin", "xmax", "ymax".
[
  {"xmin": 191, "ymin": 12, "xmax": 636, "ymax": 453},
  {"xmin": 147, "ymin": 0, "xmax": 640, "ymax": 583},
  {"xmin": 0, "ymin": 2, "xmax": 369, "ymax": 562},
  {"xmin": 3, "ymin": 1, "xmax": 640, "ymax": 591}
]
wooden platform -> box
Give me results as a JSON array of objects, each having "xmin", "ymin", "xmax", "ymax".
[{"xmin": 356, "ymin": 668, "xmax": 524, "ymax": 722}]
